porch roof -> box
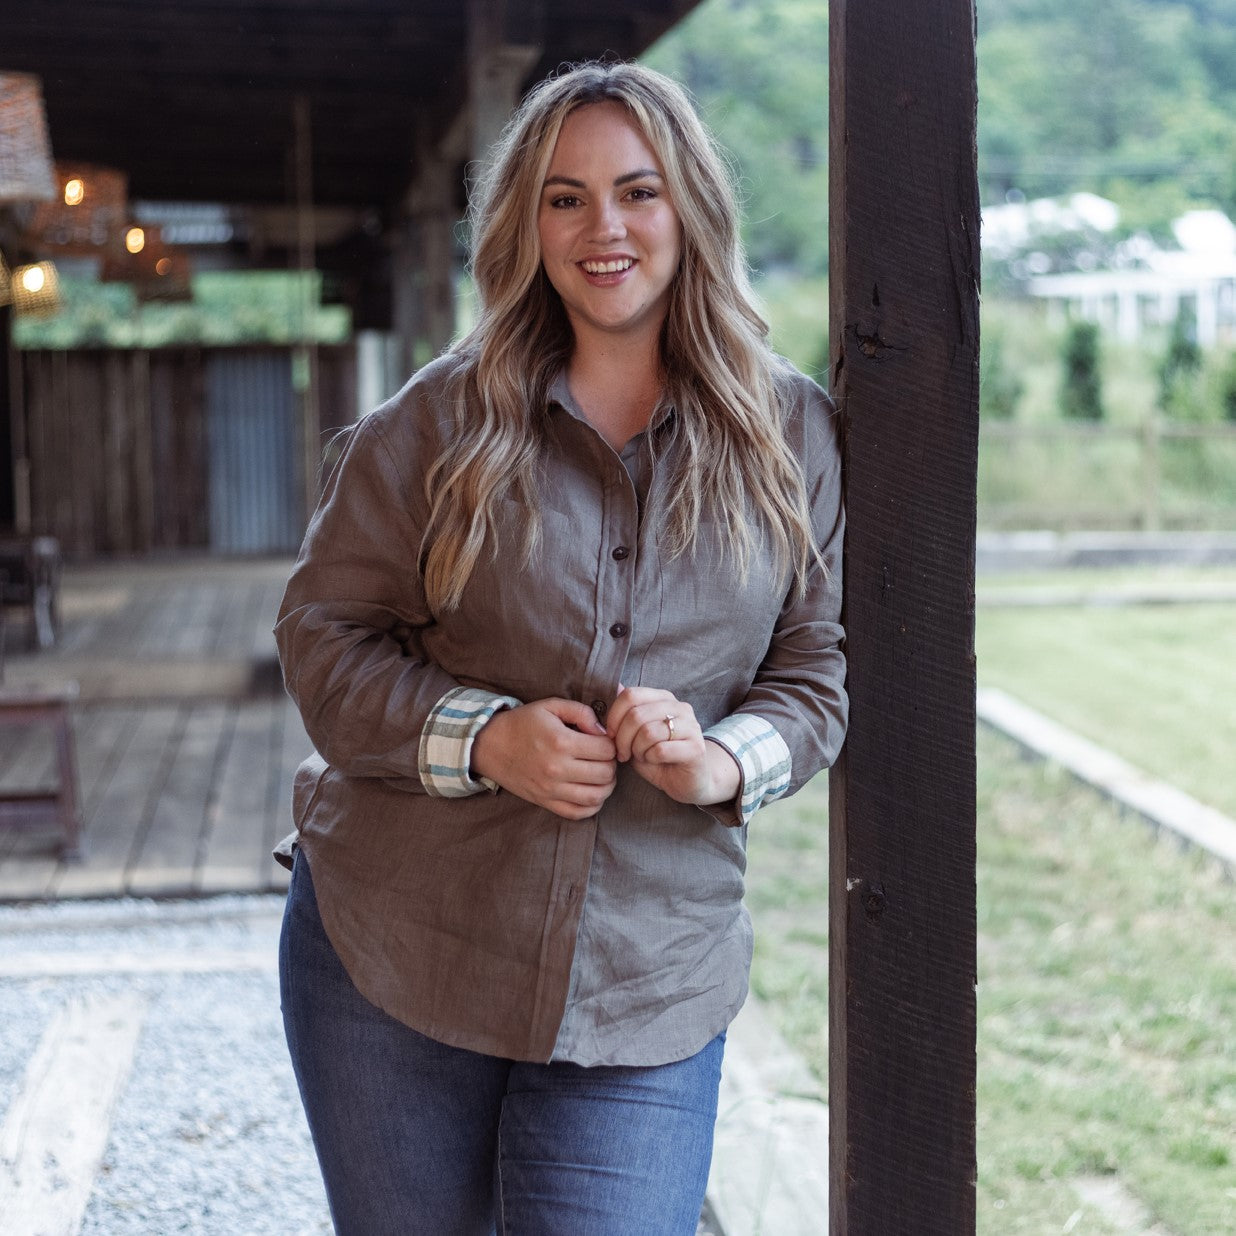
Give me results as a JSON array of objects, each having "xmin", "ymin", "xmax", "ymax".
[{"xmin": 3, "ymin": 0, "xmax": 700, "ymax": 211}]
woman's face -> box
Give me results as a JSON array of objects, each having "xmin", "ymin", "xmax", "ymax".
[{"xmin": 537, "ymin": 102, "xmax": 682, "ymax": 347}]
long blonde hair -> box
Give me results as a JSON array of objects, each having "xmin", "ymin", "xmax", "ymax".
[{"xmin": 423, "ymin": 61, "xmax": 819, "ymax": 611}]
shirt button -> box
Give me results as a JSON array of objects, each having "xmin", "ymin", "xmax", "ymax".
[
  {"xmin": 611, "ymin": 546, "xmax": 630, "ymax": 561},
  {"xmin": 609, "ymin": 622, "xmax": 629, "ymax": 639},
  {"xmin": 591, "ymin": 699, "xmax": 607, "ymax": 720}
]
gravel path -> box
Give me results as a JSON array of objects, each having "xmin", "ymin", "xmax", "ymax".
[
  {"xmin": 0, "ymin": 896, "xmax": 726, "ymax": 1236},
  {"xmin": 0, "ymin": 896, "xmax": 330, "ymax": 1236}
]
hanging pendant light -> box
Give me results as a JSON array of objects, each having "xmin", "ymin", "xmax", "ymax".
[
  {"xmin": 29, "ymin": 162, "xmax": 129, "ymax": 253},
  {"xmin": 100, "ymin": 222, "xmax": 193, "ymax": 301},
  {"xmin": 0, "ymin": 72, "xmax": 57, "ymax": 203},
  {"xmin": 11, "ymin": 260, "xmax": 62, "ymax": 318}
]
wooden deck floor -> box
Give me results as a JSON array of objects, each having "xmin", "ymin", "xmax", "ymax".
[{"xmin": 0, "ymin": 557, "xmax": 312, "ymax": 903}]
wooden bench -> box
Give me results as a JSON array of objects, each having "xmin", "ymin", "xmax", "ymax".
[{"xmin": 0, "ymin": 684, "xmax": 83, "ymax": 861}]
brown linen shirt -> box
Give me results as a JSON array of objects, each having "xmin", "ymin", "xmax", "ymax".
[{"xmin": 274, "ymin": 353, "xmax": 848, "ymax": 1066}]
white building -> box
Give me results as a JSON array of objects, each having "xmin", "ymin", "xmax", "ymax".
[{"xmin": 1006, "ymin": 204, "xmax": 1236, "ymax": 346}]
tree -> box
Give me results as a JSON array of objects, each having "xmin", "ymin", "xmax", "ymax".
[
  {"xmin": 1157, "ymin": 305, "xmax": 1203, "ymax": 418},
  {"xmin": 1060, "ymin": 319, "xmax": 1104, "ymax": 420},
  {"xmin": 1219, "ymin": 350, "xmax": 1236, "ymax": 422},
  {"xmin": 643, "ymin": 0, "xmax": 828, "ymax": 275}
]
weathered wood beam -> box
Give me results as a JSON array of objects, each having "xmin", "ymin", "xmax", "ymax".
[
  {"xmin": 828, "ymin": 1, "xmax": 980, "ymax": 1232},
  {"xmin": 467, "ymin": 0, "xmax": 544, "ymax": 164}
]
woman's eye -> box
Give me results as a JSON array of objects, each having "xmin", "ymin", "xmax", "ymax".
[
  {"xmin": 628, "ymin": 187, "xmax": 656, "ymax": 202},
  {"xmin": 550, "ymin": 194, "xmax": 581, "ymax": 209}
]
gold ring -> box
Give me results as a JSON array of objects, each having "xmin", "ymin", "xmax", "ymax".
[{"xmin": 664, "ymin": 714, "xmax": 675, "ymax": 740}]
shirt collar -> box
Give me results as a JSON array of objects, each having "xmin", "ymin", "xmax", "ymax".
[{"xmin": 546, "ymin": 368, "xmax": 676, "ymax": 436}]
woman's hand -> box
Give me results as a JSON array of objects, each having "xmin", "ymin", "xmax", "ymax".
[
  {"xmin": 471, "ymin": 699, "xmax": 618, "ymax": 820},
  {"xmin": 606, "ymin": 685, "xmax": 741, "ymax": 807}
]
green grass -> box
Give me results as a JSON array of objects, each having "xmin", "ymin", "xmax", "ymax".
[
  {"xmin": 976, "ymin": 600, "xmax": 1236, "ymax": 817},
  {"xmin": 979, "ymin": 565, "xmax": 1236, "ymax": 594},
  {"xmin": 979, "ymin": 298, "xmax": 1236, "ymax": 530},
  {"xmin": 746, "ymin": 728, "xmax": 1236, "ymax": 1234}
]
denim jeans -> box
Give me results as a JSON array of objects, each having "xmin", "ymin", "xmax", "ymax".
[{"xmin": 279, "ymin": 852, "xmax": 724, "ymax": 1236}]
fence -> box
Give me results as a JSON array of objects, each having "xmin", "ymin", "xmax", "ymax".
[
  {"xmin": 979, "ymin": 419, "xmax": 1236, "ymax": 531},
  {"xmin": 11, "ymin": 345, "xmax": 356, "ymax": 558}
]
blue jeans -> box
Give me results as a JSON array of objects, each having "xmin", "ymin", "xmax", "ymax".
[{"xmin": 279, "ymin": 852, "xmax": 724, "ymax": 1236}]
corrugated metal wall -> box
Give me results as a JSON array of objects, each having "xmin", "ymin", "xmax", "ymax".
[{"xmin": 205, "ymin": 352, "xmax": 301, "ymax": 554}]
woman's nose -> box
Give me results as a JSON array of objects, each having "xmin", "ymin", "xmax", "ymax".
[{"xmin": 588, "ymin": 198, "xmax": 625, "ymax": 241}]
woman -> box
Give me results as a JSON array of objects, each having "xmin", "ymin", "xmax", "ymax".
[{"xmin": 276, "ymin": 60, "xmax": 847, "ymax": 1236}]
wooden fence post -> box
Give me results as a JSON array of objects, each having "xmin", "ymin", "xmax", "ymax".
[{"xmin": 828, "ymin": 2, "xmax": 980, "ymax": 1231}]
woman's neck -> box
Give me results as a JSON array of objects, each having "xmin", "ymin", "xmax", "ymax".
[{"xmin": 567, "ymin": 332, "xmax": 665, "ymax": 453}]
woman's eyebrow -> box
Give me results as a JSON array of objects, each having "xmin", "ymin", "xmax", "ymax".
[
  {"xmin": 542, "ymin": 169, "xmax": 664, "ymax": 190},
  {"xmin": 614, "ymin": 169, "xmax": 663, "ymax": 186}
]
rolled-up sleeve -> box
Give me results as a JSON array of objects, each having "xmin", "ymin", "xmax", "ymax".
[{"xmin": 419, "ymin": 686, "xmax": 522, "ymax": 796}]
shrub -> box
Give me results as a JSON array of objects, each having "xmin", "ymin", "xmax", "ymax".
[
  {"xmin": 1219, "ymin": 350, "xmax": 1236, "ymax": 423},
  {"xmin": 1157, "ymin": 306, "xmax": 1203, "ymax": 419},
  {"xmin": 1060, "ymin": 319, "xmax": 1104, "ymax": 420}
]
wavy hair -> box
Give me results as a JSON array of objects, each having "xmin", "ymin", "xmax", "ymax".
[{"xmin": 422, "ymin": 60, "xmax": 820, "ymax": 611}]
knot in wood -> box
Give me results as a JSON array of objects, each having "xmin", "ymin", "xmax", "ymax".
[{"xmin": 862, "ymin": 885, "xmax": 887, "ymax": 921}]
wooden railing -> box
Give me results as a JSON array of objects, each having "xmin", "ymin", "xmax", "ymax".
[{"xmin": 978, "ymin": 419, "xmax": 1236, "ymax": 531}]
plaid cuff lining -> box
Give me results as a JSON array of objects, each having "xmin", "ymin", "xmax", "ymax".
[
  {"xmin": 703, "ymin": 713, "xmax": 791, "ymax": 825},
  {"xmin": 419, "ymin": 686, "xmax": 522, "ymax": 798}
]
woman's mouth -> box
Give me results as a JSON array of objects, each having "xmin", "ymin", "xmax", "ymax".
[{"xmin": 579, "ymin": 258, "xmax": 635, "ymax": 277}]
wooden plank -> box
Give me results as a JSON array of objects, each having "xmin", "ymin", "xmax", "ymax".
[
  {"xmin": 103, "ymin": 352, "xmax": 133, "ymax": 554},
  {"xmin": 49, "ymin": 703, "xmax": 182, "ymax": 900},
  {"xmin": 127, "ymin": 701, "xmax": 232, "ymax": 897},
  {"xmin": 198, "ymin": 694, "xmax": 279, "ymax": 895},
  {"xmin": 0, "ymin": 721, "xmax": 52, "ymax": 788},
  {"xmin": 0, "ymin": 702, "xmax": 96, "ymax": 896},
  {"xmin": 249, "ymin": 575, "xmax": 285, "ymax": 663},
  {"xmin": 40, "ymin": 704, "xmax": 153, "ymax": 899},
  {"xmin": 828, "ymin": 2, "xmax": 980, "ymax": 1231}
]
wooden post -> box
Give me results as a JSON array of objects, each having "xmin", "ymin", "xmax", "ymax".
[{"xmin": 828, "ymin": 2, "xmax": 980, "ymax": 1232}]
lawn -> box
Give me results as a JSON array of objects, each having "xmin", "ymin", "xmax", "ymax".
[
  {"xmin": 975, "ymin": 597, "xmax": 1236, "ymax": 818},
  {"xmin": 745, "ymin": 727, "xmax": 1236, "ymax": 1235}
]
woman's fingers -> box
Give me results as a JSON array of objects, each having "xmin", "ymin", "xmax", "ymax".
[
  {"xmin": 606, "ymin": 686, "xmax": 698, "ymax": 763},
  {"xmin": 471, "ymin": 698, "xmax": 617, "ymax": 818}
]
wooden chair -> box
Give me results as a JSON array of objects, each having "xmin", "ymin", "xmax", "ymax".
[
  {"xmin": 0, "ymin": 534, "xmax": 62, "ymax": 650},
  {"xmin": 0, "ymin": 573, "xmax": 82, "ymax": 860}
]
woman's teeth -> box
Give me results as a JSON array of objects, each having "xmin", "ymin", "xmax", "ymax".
[{"xmin": 581, "ymin": 259, "xmax": 633, "ymax": 274}]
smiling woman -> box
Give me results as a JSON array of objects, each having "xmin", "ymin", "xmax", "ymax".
[
  {"xmin": 274, "ymin": 59, "xmax": 848, "ymax": 1236},
  {"xmin": 536, "ymin": 103, "xmax": 683, "ymax": 450}
]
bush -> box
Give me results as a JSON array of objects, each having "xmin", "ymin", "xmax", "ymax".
[
  {"xmin": 1219, "ymin": 351, "xmax": 1236, "ymax": 423},
  {"xmin": 1158, "ymin": 307, "xmax": 1203, "ymax": 419},
  {"xmin": 1060, "ymin": 319, "xmax": 1104, "ymax": 420}
]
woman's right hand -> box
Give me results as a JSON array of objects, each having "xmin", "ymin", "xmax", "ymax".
[{"xmin": 470, "ymin": 699, "xmax": 618, "ymax": 820}]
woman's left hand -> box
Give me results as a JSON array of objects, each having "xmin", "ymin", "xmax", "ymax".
[{"xmin": 606, "ymin": 685, "xmax": 741, "ymax": 807}]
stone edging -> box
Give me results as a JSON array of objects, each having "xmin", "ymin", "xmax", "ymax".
[{"xmin": 977, "ymin": 687, "xmax": 1236, "ymax": 875}]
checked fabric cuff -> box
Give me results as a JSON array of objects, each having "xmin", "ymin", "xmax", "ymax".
[
  {"xmin": 704, "ymin": 713, "xmax": 792, "ymax": 826},
  {"xmin": 419, "ymin": 686, "xmax": 522, "ymax": 798}
]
